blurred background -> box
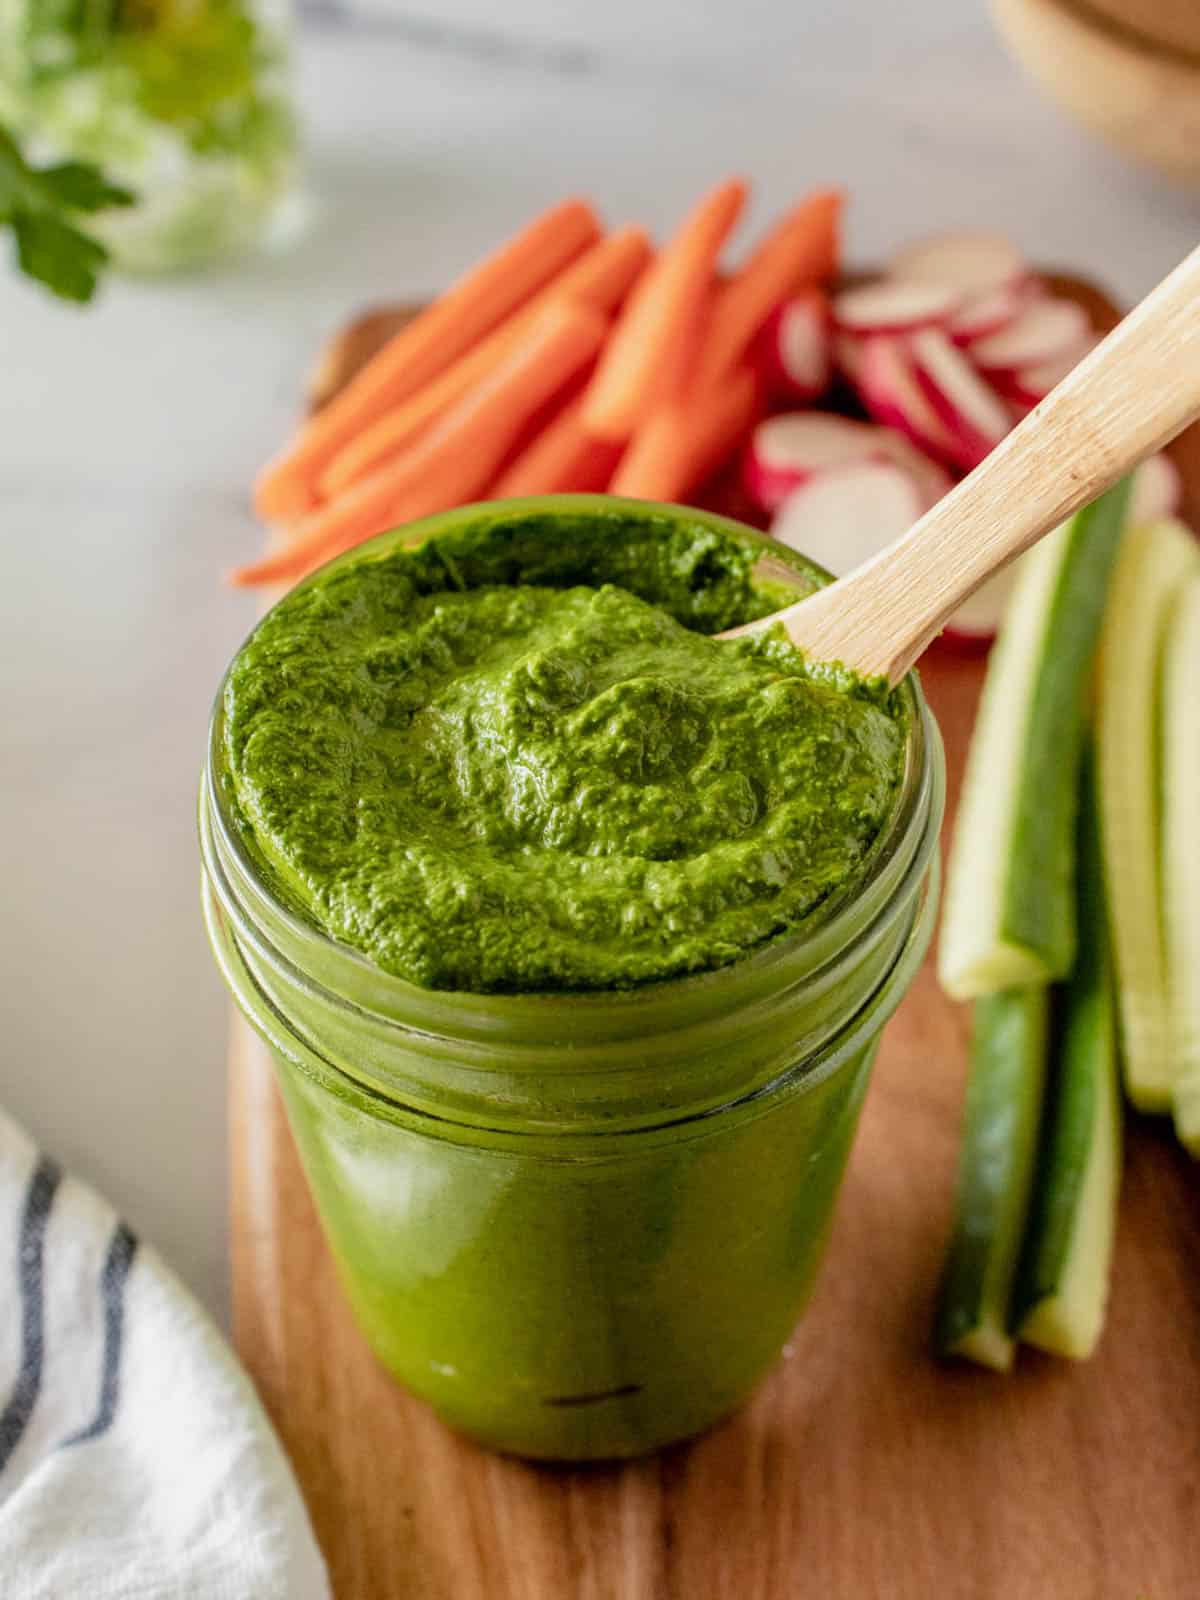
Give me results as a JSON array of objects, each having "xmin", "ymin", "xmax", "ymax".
[{"xmin": 3, "ymin": 0, "xmax": 1199, "ymax": 1325}]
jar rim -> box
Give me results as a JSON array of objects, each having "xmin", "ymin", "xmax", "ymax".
[
  {"xmin": 204, "ymin": 850, "xmax": 941, "ymax": 1146},
  {"xmin": 203, "ymin": 495, "xmax": 940, "ymax": 1054}
]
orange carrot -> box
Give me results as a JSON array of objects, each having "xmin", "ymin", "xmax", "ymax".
[
  {"xmin": 254, "ymin": 198, "xmax": 601, "ymax": 520},
  {"xmin": 693, "ymin": 188, "xmax": 842, "ymax": 387},
  {"xmin": 580, "ymin": 178, "xmax": 748, "ymax": 442},
  {"xmin": 492, "ymin": 394, "xmax": 622, "ymax": 497},
  {"xmin": 608, "ymin": 367, "xmax": 760, "ymax": 503},
  {"xmin": 231, "ymin": 301, "xmax": 608, "ymax": 587},
  {"xmin": 318, "ymin": 226, "xmax": 651, "ymax": 499}
]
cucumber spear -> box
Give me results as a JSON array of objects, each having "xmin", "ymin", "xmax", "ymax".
[{"xmin": 939, "ymin": 480, "xmax": 1131, "ymax": 1001}]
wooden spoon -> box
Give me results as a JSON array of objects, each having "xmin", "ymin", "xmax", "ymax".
[{"xmin": 722, "ymin": 242, "xmax": 1200, "ymax": 684}]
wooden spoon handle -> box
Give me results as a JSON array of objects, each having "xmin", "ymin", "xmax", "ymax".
[{"xmin": 765, "ymin": 241, "xmax": 1200, "ymax": 684}]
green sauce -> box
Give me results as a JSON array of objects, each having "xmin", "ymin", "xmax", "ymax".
[
  {"xmin": 205, "ymin": 500, "xmax": 940, "ymax": 1460},
  {"xmin": 223, "ymin": 504, "xmax": 906, "ymax": 993}
]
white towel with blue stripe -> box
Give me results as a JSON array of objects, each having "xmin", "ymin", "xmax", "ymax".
[{"xmin": 0, "ymin": 1110, "xmax": 330, "ymax": 1600}]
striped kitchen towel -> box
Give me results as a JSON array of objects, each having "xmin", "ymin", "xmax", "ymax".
[{"xmin": 0, "ymin": 1109, "xmax": 329, "ymax": 1600}]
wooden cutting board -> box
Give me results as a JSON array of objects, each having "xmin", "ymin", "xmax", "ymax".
[{"xmin": 230, "ymin": 274, "xmax": 1200, "ymax": 1599}]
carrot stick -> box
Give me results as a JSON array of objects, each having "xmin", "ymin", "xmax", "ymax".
[
  {"xmin": 318, "ymin": 226, "xmax": 651, "ymax": 499},
  {"xmin": 608, "ymin": 367, "xmax": 760, "ymax": 503},
  {"xmin": 231, "ymin": 301, "xmax": 608, "ymax": 587},
  {"xmin": 580, "ymin": 178, "xmax": 748, "ymax": 442},
  {"xmin": 254, "ymin": 198, "xmax": 601, "ymax": 520},
  {"xmin": 693, "ymin": 188, "xmax": 842, "ymax": 387},
  {"xmin": 492, "ymin": 394, "xmax": 622, "ymax": 497}
]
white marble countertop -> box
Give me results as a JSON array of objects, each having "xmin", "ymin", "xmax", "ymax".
[{"xmin": 3, "ymin": 2, "xmax": 1198, "ymax": 1323}]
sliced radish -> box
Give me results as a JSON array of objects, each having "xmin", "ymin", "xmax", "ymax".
[
  {"xmin": 769, "ymin": 461, "xmax": 925, "ymax": 577},
  {"xmin": 942, "ymin": 564, "xmax": 1021, "ymax": 650},
  {"xmin": 742, "ymin": 412, "xmax": 888, "ymax": 514},
  {"xmin": 832, "ymin": 280, "xmax": 961, "ymax": 336},
  {"xmin": 1131, "ymin": 452, "xmax": 1183, "ymax": 523},
  {"xmin": 872, "ymin": 431, "xmax": 954, "ymax": 510},
  {"xmin": 969, "ymin": 298, "xmax": 1091, "ymax": 373},
  {"xmin": 759, "ymin": 289, "xmax": 832, "ymax": 402},
  {"xmin": 834, "ymin": 332, "xmax": 866, "ymax": 384},
  {"xmin": 1022, "ymin": 339, "xmax": 1098, "ymax": 395},
  {"xmin": 989, "ymin": 336, "xmax": 1099, "ymax": 407},
  {"xmin": 909, "ymin": 329, "xmax": 1011, "ymax": 471},
  {"xmin": 947, "ymin": 279, "xmax": 1037, "ymax": 346},
  {"xmin": 1003, "ymin": 397, "xmax": 1035, "ymax": 425},
  {"xmin": 857, "ymin": 336, "xmax": 965, "ymax": 470},
  {"xmin": 889, "ymin": 231, "xmax": 1026, "ymax": 297}
]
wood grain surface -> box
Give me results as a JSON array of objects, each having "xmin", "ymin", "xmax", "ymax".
[
  {"xmin": 1082, "ymin": 0, "xmax": 1200, "ymax": 57},
  {"xmin": 230, "ymin": 275, "xmax": 1200, "ymax": 1599}
]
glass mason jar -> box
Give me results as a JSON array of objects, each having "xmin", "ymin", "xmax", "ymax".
[
  {"xmin": 0, "ymin": 0, "xmax": 300, "ymax": 273},
  {"xmin": 200, "ymin": 500, "xmax": 945, "ymax": 1461}
]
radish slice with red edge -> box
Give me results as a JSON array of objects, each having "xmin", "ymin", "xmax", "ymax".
[
  {"xmin": 909, "ymin": 329, "xmax": 1011, "ymax": 470},
  {"xmin": 1003, "ymin": 397, "xmax": 1035, "ymax": 425},
  {"xmin": 969, "ymin": 298, "xmax": 1091, "ymax": 373},
  {"xmin": 989, "ymin": 335, "xmax": 1099, "ymax": 407},
  {"xmin": 942, "ymin": 564, "xmax": 1021, "ymax": 650},
  {"xmin": 759, "ymin": 289, "xmax": 832, "ymax": 402},
  {"xmin": 834, "ymin": 332, "xmax": 866, "ymax": 384},
  {"xmin": 769, "ymin": 461, "xmax": 925, "ymax": 577},
  {"xmin": 889, "ymin": 230, "xmax": 1026, "ymax": 296},
  {"xmin": 872, "ymin": 430, "xmax": 954, "ymax": 509},
  {"xmin": 742, "ymin": 412, "xmax": 889, "ymax": 514},
  {"xmin": 832, "ymin": 280, "xmax": 962, "ymax": 335},
  {"xmin": 947, "ymin": 279, "xmax": 1037, "ymax": 346},
  {"xmin": 857, "ymin": 336, "xmax": 965, "ymax": 470},
  {"xmin": 1131, "ymin": 452, "xmax": 1183, "ymax": 523}
]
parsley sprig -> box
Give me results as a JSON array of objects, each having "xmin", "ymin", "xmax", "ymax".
[{"xmin": 0, "ymin": 124, "xmax": 135, "ymax": 302}]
